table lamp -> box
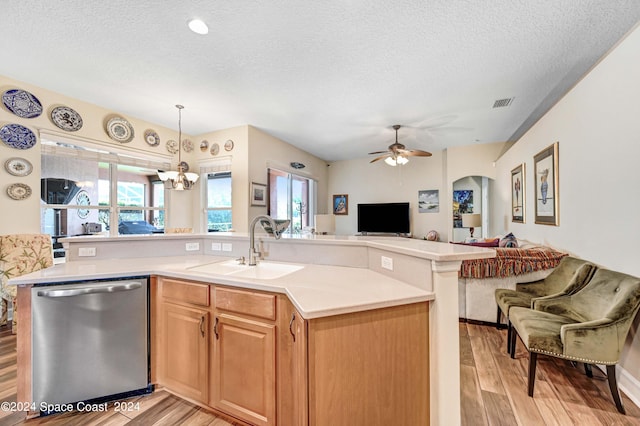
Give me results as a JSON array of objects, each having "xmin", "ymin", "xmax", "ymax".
[{"xmin": 461, "ymin": 213, "xmax": 482, "ymax": 239}]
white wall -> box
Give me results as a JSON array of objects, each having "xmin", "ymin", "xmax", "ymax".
[
  {"xmin": 327, "ymin": 142, "xmax": 508, "ymax": 240},
  {"xmin": 327, "ymin": 151, "xmax": 447, "ymax": 239},
  {"xmin": 247, "ymin": 126, "xmax": 329, "ymax": 231},
  {"xmin": 0, "ymin": 75, "xmax": 183, "ymax": 235},
  {"xmin": 493, "ymin": 24, "xmax": 640, "ymax": 385}
]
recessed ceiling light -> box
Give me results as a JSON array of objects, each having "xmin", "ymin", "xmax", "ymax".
[{"xmin": 188, "ymin": 19, "xmax": 209, "ymax": 35}]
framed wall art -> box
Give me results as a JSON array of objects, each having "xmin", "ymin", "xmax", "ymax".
[
  {"xmin": 418, "ymin": 190, "xmax": 439, "ymax": 213},
  {"xmin": 250, "ymin": 182, "xmax": 267, "ymax": 206},
  {"xmin": 453, "ymin": 190, "xmax": 473, "ymax": 228},
  {"xmin": 511, "ymin": 163, "xmax": 525, "ymax": 223},
  {"xmin": 534, "ymin": 142, "xmax": 559, "ymax": 225},
  {"xmin": 333, "ymin": 194, "xmax": 348, "ymax": 215}
]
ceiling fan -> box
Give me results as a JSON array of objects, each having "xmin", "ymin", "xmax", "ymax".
[{"xmin": 368, "ymin": 125, "xmax": 432, "ymax": 166}]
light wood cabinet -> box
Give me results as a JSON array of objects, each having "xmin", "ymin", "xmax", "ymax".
[
  {"xmin": 306, "ymin": 303, "xmax": 429, "ymax": 426},
  {"xmin": 290, "ymin": 309, "xmax": 308, "ymax": 426},
  {"xmin": 152, "ymin": 276, "xmax": 429, "ymax": 426},
  {"xmin": 211, "ymin": 313, "xmax": 276, "ymax": 426},
  {"xmin": 212, "ymin": 286, "xmax": 278, "ymax": 426},
  {"xmin": 156, "ymin": 278, "xmax": 210, "ymax": 404}
]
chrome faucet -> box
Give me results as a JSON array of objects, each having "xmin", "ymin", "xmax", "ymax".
[{"xmin": 248, "ymin": 215, "xmax": 289, "ymax": 266}]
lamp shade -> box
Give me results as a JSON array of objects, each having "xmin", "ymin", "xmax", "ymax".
[
  {"xmin": 461, "ymin": 213, "xmax": 482, "ymax": 228},
  {"xmin": 314, "ymin": 214, "xmax": 335, "ymax": 234}
]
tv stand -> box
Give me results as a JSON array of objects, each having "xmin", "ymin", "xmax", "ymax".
[{"xmin": 357, "ymin": 232, "xmax": 411, "ymax": 238}]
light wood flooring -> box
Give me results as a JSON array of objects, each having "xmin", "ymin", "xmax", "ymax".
[
  {"xmin": 461, "ymin": 321, "xmax": 640, "ymax": 425},
  {"xmin": 0, "ymin": 322, "xmax": 639, "ymax": 425}
]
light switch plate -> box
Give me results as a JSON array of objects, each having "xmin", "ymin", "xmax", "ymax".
[
  {"xmin": 222, "ymin": 243, "xmax": 232, "ymax": 252},
  {"xmin": 211, "ymin": 242, "xmax": 222, "ymax": 251},
  {"xmin": 78, "ymin": 247, "xmax": 96, "ymax": 257},
  {"xmin": 381, "ymin": 256, "xmax": 393, "ymax": 271},
  {"xmin": 185, "ymin": 242, "xmax": 200, "ymax": 251}
]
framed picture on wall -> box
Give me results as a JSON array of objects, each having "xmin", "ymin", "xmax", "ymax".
[
  {"xmin": 511, "ymin": 163, "xmax": 525, "ymax": 223},
  {"xmin": 418, "ymin": 190, "xmax": 439, "ymax": 213},
  {"xmin": 250, "ymin": 182, "xmax": 267, "ymax": 206},
  {"xmin": 534, "ymin": 142, "xmax": 559, "ymax": 225},
  {"xmin": 333, "ymin": 194, "xmax": 348, "ymax": 215},
  {"xmin": 453, "ymin": 190, "xmax": 473, "ymax": 228}
]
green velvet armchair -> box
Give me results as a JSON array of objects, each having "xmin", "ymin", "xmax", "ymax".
[
  {"xmin": 494, "ymin": 256, "xmax": 596, "ymax": 354},
  {"xmin": 509, "ymin": 268, "xmax": 640, "ymax": 414}
]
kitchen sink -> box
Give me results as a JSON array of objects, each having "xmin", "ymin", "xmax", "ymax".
[{"xmin": 188, "ymin": 260, "xmax": 303, "ymax": 280}]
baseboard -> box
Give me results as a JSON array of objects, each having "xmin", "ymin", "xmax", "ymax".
[{"xmin": 619, "ymin": 365, "xmax": 640, "ymax": 409}]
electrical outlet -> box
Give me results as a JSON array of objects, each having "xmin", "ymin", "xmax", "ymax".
[
  {"xmin": 185, "ymin": 242, "xmax": 200, "ymax": 251},
  {"xmin": 222, "ymin": 243, "xmax": 232, "ymax": 252},
  {"xmin": 211, "ymin": 242, "xmax": 222, "ymax": 251},
  {"xmin": 78, "ymin": 247, "xmax": 96, "ymax": 257},
  {"xmin": 381, "ymin": 256, "xmax": 393, "ymax": 271}
]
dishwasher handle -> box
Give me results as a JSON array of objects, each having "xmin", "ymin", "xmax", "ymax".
[{"xmin": 36, "ymin": 281, "xmax": 142, "ymax": 298}]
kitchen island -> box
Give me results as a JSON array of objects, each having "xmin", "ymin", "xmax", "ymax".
[{"xmin": 10, "ymin": 234, "xmax": 494, "ymax": 425}]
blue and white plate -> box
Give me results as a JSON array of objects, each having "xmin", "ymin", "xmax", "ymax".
[
  {"xmin": 2, "ymin": 89, "xmax": 43, "ymax": 118},
  {"xmin": 50, "ymin": 105, "xmax": 83, "ymax": 131},
  {"xmin": 0, "ymin": 123, "xmax": 37, "ymax": 149},
  {"xmin": 106, "ymin": 116, "xmax": 134, "ymax": 143}
]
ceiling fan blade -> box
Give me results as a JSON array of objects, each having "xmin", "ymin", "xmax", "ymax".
[
  {"xmin": 369, "ymin": 153, "xmax": 391, "ymax": 163},
  {"xmin": 405, "ymin": 150, "xmax": 432, "ymax": 157},
  {"xmin": 368, "ymin": 150, "xmax": 389, "ymax": 155}
]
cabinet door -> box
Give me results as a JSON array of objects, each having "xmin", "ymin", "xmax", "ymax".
[
  {"xmin": 291, "ymin": 310, "xmax": 308, "ymax": 426},
  {"xmin": 212, "ymin": 313, "xmax": 276, "ymax": 426},
  {"xmin": 161, "ymin": 302, "xmax": 209, "ymax": 403}
]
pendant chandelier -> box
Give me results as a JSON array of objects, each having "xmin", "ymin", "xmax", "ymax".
[{"xmin": 157, "ymin": 105, "xmax": 199, "ymax": 190}]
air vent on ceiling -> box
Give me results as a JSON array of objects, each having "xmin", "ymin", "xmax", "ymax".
[{"xmin": 493, "ymin": 97, "xmax": 514, "ymax": 108}]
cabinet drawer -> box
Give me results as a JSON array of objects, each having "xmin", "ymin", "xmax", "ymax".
[
  {"xmin": 215, "ymin": 287, "xmax": 276, "ymax": 320},
  {"xmin": 162, "ymin": 278, "xmax": 210, "ymax": 307}
]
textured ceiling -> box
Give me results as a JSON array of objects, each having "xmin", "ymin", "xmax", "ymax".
[{"xmin": 2, "ymin": 1, "xmax": 639, "ymax": 161}]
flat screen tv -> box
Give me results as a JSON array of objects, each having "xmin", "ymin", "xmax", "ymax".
[{"xmin": 357, "ymin": 202, "xmax": 410, "ymax": 235}]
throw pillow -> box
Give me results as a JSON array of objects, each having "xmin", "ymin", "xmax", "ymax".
[{"xmin": 499, "ymin": 233, "xmax": 518, "ymax": 248}]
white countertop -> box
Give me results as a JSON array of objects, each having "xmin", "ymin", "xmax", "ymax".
[
  {"xmin": 14, "ymin": 235, "xmax": 495, "ymax": 319},
  {"xmin": 9, "ymin": 255, "xmax": 434, "ymax": 319},
  {"xmin": 61, "ymin": 232, "xmax": 496, "ymax": 261}
]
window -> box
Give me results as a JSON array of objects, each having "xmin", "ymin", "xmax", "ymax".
[
  {"xmin": 206, "ymin": 172, "xmax": 232, "ymax": 231},
  {"xmin": 41, "ymin": 139, "xmax": 169, "ymax": 249},
  {"xmin": 268, "ymin": 168, "xmax": 315, "ymax": 234}
]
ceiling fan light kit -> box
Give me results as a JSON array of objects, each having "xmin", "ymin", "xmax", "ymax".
[{"xmin": 369, "ymin": 124, "xmax": 432, "ymax": 166}]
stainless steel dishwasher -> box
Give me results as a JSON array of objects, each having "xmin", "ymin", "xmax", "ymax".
[{"xmin": 31, "ymin": 277, "xmax": 151, "ymax": 410}]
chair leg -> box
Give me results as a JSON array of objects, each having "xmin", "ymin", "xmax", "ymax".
[
  {"xmin": 606, "ymin": 365, "xmax": 626, "ymax": 415},
  {"xmin": 506, "ymin": 321, "xmax": 512, "ymax": 353},
  {"xmin": 528, "ymin": 352, "xmax": 538, "ymax": 397},
  {"xmin": 496, "ymin": 306, "xmax": 502, "ymax": 329},
  {"xmin": 509, "ymin": 321, "xmax": 517, "ymax": 359},
  {"xmin": 584, "ymin": 363, "xmax": 593, "ymax": 378}
]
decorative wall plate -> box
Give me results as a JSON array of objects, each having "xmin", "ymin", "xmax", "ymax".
[
  {"xmin": 0, "ymin": 124, "xmax": 37, "ymax": 149},
  {"xmin": 210, "ymin": 142, "xmax": 219, "ymax": 156},
  {"xmin": 166, "ymin": 139, "xmax": 178, "ymax": 154},
  {"xmin": 7, "ymin": 183, "xmax": 32, "ymax": 200},
  {"xmin": 106, "ymin": 116, "xmax": 134, "ymax": 143},
  {"xmin": 4, "ymin": 157, "xmax": 33, "ymax": 176},
  {"xmin": 50, "ymin": 106, "xmax": 83, "ymax": 131},
  {"xmin": 224, "ymin": 139, "xmax": 234, "ymax": 151},
  {"xmin": 200, "ymin": 140, "xmax": 209, "ymax": 152},
  {"xmin": 2, "ymin": 89, "xmax": 43, "ymax": 118},
  {"xmin": 144, "ymin": 129, "xmax": 160, "ymax": 146},
  {"xmin": 182, "ymin": 139, "xmax": 193, "ymax": 152},
  {"xmin": 76, "ymin": 190, "xmax": 90, "ymax": 218}
]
